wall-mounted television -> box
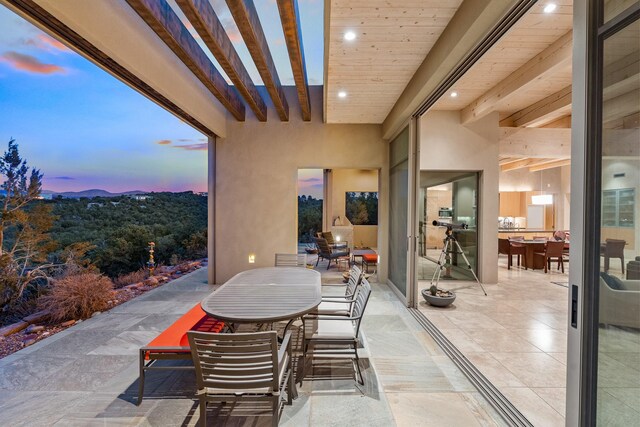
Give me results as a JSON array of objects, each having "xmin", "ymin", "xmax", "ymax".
[{"xmin": 345, "ymin": 192, "xmax": 378, "ymax": 225}]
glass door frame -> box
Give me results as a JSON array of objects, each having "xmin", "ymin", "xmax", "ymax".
[
  {"xmin": 386, "ymin": 118, "xmax": 419, "ymax": 307},
  {"xmin": 569, "ymin": 2, "xmax": 640, "ymax": 425}
]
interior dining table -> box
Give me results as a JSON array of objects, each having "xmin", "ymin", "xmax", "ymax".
[
  {"xmin": 201, "ymin": 266, "xmax": 322, "ymax": 328},
  {"xmin": 514, "ymin": 240, "xmax": 570, "ymax": 270}
]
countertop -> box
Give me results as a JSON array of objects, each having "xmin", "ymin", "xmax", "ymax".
[{"xmin": 498, "ymin": 229, "xmax": 556, "ymax": 233}]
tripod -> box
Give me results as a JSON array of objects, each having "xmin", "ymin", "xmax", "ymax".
[{"xmin": 430, "ymin": 226, "xmax": 487, "ymax": 296}]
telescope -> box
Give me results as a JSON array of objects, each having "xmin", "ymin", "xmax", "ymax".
[{"xmin": 432, "ymin": 220, "xmax": 468, "ymax": 230}]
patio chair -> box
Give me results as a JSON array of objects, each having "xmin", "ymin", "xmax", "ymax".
[
  {"xmin": 303, "ymin": 279, "xmax": 372, "ymax": 385},
  {"xmin": 600, "ymin": 239, "xmax": 626, "ymax": 274},
  {"xmin": 320, "ymin": 231, "xmax": 348, "ymax": 249},
  {"xmin": 314, "ymin": 237, "xmax": 350, "ymax": 270},
  {"xmin": 187, "ymin": 330, "xmax": 294, "ymax": 427},
  {"xmin": 274, "ymin": 253, "xmax": 307, "ymax": 267},
  {"xmin": 534, "ymin": 240, "xmax": 566, "ymax": 273},
  {"xmin": 316, "ymin": 266, "xmax": 363, "ymax": 316}
]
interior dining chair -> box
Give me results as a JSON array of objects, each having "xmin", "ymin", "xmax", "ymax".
[
  {"xmin": 600, "ymin": 238, "xmax": 626, "ymax": 274},
  {"xmin": 535, "ymin": 240, "xmax": 566, "ymax": 273},
  {"xmin": 274, "ymin": 253, "xmax": 307, "ymax": 267},
  {"xmin": 303, "ymin": 279, "xmax": 372, "ymax": 385},
  {"xmin": 509, "ymin": 240, "xmax": 527, "ymax": 270},
  {"xmin": 187, "ymin": 330, "xmax": 294, "ymax": 427}
]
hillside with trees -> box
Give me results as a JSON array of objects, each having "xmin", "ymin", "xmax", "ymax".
[
  {"xmin": 0, "ymin": 139, "xmax": 207, "ymax": 327},
  {"xmin": 48, "ymin": 192, "xmax": 207, "ymax": 277}
]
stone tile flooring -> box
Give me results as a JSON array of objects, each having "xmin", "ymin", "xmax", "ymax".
[
  {"xmin": 418, "ymin": 255, "xmax": 640, "ymax": 426},
  {"xmin": 0, "ymin": 265, "xmax": 506, "ymax": 426}
]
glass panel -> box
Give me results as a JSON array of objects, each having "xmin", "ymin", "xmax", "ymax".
[
  {"xmin": 603, "ymin": 0, "xmax": 639, "ymax": 24},
  {"xmin": 596, "ymin": 18, "xmax": 640, "ymax": 425},
  {"xmin": 417, "ymin": 172, "xmax": 479, "ymax": 281},
  {"xmin": 389, "ymin": 127, "xmax": 409, "ymax": 295}
]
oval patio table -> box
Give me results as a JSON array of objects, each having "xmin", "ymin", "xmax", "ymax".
[{"xmin": 201, "ymin": 267, "xmax": 322, "ymax": 324}]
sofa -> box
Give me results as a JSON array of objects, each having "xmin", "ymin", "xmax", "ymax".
[{"xmin": 599, "ymin": 274, "xmax": 640, "ymax": 329}]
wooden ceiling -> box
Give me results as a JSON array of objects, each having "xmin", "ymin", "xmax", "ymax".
[
  {"xmin": 325, "ymin": 0, "xmax": 463, "ymax": 123},
  {"xmin": 433, "ymin": 0, "xmax": 574, "ymax": 117}
]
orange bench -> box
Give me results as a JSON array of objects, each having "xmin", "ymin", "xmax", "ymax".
[
  {"xmin": 137, "ymin": 303, "xmax": 227, "ymax": 404},
  {"xmin": 362, "ymin": 253, "xmax": 378, "ymax": 273}
]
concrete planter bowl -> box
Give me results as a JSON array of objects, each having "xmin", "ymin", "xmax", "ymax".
[{"xmin": 421, "ymin": 288, "xmax": 456, "ymax": 307}]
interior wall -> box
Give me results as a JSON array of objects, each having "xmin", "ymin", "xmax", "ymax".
[
  {"xmin": 419, "ymin": 110, "xmax": 500, "ymax": 284},
  {"xmin": 601, "ymin": 158, "xmax": 639, "ymax": 249},
  {"xmin": 214, "ymin": 86, "xmax": 388, "ymax": 283},
  {"xmin": 329, "ymin": 169, "xmax": 379, "ymax": 248},
  {"xmin": 499, "ymin": 166, "xmax": 570, "ymax": 230}
]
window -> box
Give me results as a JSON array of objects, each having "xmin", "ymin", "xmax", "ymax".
[{"xmin": 601, "ymin": 188, "xmax": 635, "ymax": 227}]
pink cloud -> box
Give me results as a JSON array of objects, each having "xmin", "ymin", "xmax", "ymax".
[
  {"xmin": 155, "ymin": 139, "xmax": 172, "ymax": 145},
  {"xmin": 37, "ymin": 34, "xmax": 71, "ymax": 52},
  {"xmin": 173, "ymin": 143, "xmax": 208, "ymax": 151},
  {"xmin": 0, "ymin": 51, "xmax": 66, "ymax": 74}
]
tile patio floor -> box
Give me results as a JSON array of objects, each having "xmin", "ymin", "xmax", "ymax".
[{"xmin": 0, "ymin": 264, "xmax": 505, "ymax": 427}]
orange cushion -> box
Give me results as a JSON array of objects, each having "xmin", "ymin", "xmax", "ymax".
[
  {"xmin": 145, "ymin": 303, "xmax": 225, "ymax": 358},
  {"xmin": 362, "ymin": 254, "xmax": 378, "ymax": 263}
]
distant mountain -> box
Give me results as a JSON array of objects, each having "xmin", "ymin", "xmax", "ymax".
[{"xmin": 41, "ymin": 189, "xmax": 147, "ymax": 198}]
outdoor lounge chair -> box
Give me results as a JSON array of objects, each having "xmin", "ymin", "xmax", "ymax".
[
  {"xmin": 187, "ymin": 330, "xmax": 294, "ymax": 427},
  {"xmin": 303, "ymin": 279, "xmax": 372, "ymax": 385},
  {"xmin": 274, "ymin": 253, "xmax": 307, "ymax": 267},
  {"xmin": 314, "ymin": 237, "xmax": 350, "ymax": 270},
  {"xmin": 317, "ymin": 231, "xmax": 348, "ymax": 249}
]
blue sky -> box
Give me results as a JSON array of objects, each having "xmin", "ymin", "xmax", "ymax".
[{"xmin": 0, "ymin": 1, "xmax": 323, "ymax": 193}]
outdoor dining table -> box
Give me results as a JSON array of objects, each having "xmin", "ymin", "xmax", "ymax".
[{"xmin": 201, "ymin": 266, "xmax": 322, "ymax": 326}]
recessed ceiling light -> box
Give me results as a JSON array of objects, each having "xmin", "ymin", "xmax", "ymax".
[
  {"xmin": 338, "ymin": 91, "xmax": 347, "ymax": 98},
  {"xmin": 543, "ymin": 3, "xmax": 557, "ymax": 13},
  {"xmin": 344, "ymin": 31, "xmax": 356, "ymax": 41},
  {"xmin": 450, "ymin": 91, "xmax": 458, "ymax": 98}
]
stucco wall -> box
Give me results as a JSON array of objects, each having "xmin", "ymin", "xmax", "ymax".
[
  {"xmin": 419, "ymin": 110, "xmax": 500, "ymax": 284},
  {"xmin": 214, "ymin": 86, "xmax": 387, "ymax": 283}
]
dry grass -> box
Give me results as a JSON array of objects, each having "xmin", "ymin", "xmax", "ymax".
[
  {"xmin": 39, "ymin": 273, "xmax": 114, "ymax": 322},
  {"xmin": 113, "ymin": 268, "xmax": 148, "ymax": 289}
]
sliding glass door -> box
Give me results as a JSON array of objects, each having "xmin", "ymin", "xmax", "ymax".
[
  {"xmin": 388, "ymin": 122, "xmax": 418, "ymax": 304},
  {"xmin": 570, "ymin": 2, "xmax": 639, "ymax": 425}
]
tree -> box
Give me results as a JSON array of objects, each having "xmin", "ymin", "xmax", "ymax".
[
  {"xmin": 0, "ymin": 139, "xmax": 43, "ymax": 255},
  {"xmin": 0, "ymin": 139, "xmax": 57, "ymax": 308}
]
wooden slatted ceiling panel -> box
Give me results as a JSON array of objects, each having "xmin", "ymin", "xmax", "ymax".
[
  {"xmin": 326, "ymin": 0, "xmax": 463, "ymax": 124},
  {"xmin": 433, "ymin": 0, "xmax": 573, "ymax": 114}
]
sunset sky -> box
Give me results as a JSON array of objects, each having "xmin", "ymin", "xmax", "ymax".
[{"xmin": 0, "ymin": 1, "xmax": 323, "ymax": 193}]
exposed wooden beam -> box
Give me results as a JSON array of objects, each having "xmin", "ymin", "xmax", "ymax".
[
  {"xmin": 499, "ymin": 157, "xmax": 527, "ymax": 166},
  {"xmin": 125, "ymin": 0, "xmax": 245, "ymax": 120},
  {"xmin": 227, "ymin": 0, "xmax": 289, "ymax": 121},
  {"xmin": 176, "ymin": 0, "xmax": 266, "ymax": 121},
  {"xmin": 500, "ymin": 86, "xmax": 572, "ymax": 128},
  {"xmin": 461, "ymin": 31, "xmax": 573, "ymax": 124},
  {"xmin": 501, "ymin": 158, "xmax": 557, "ymax": 172},
  {"xmin": 500, "ymin": 127, "xmax": 571, "ymax": 159},
  {"xmin": 277, "ymin": 0, "xmax": 311, "ymax": 121},
  {"xmin": 529, "ymin": 159, "xmax": 572, "ymax": 172}
]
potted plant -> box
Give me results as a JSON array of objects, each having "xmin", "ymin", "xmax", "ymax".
[{"xmin": 421, "ymin": 283, "xmax": 456, "ymax": 307}]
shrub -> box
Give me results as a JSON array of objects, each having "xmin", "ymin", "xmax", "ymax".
[
  {"xmin": 39, "ymin": 272, "xmax": 114, "ymax": 322},
  {"xmin": 113, "ymin": 268, "xmax": 147, "ymax": 289}
]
